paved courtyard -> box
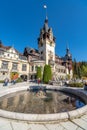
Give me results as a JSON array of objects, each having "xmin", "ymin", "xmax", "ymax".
[{"xmin": 0, "ymin": 82, "xmax": 87, "ymax": 130}]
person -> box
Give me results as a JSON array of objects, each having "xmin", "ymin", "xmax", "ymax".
[
  {"xmin": 3, "ymin": 78, "xmax": 9, "ymax": 86},
  {"xmin": 38, "ymin": 78, "xmax": 40, "ymax": 85},
  {"xmin": 11, "ymin": 79, "xmax": 16, "ymax": 84}
]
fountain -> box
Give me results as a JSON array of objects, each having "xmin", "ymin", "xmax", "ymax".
[{"xmin": 0, "ymin": 84, "xmax": 87, "ymax": 122}]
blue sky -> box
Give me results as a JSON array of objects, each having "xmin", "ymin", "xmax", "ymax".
[{"xmin": 0, "ymin": 0, "xmax": 87, "ymax": 61}]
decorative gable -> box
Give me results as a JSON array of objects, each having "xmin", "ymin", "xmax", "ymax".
[{"xmin": 7, "ymin": 47, "xmax": 18, "ymax": 54}]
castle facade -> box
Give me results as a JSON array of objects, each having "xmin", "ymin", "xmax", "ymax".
[{"xmin": 0, "ymin": 18, "xmax": 73, "ymax": 81}]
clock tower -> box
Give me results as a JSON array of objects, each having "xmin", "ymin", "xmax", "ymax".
[{"xmin": 38, "ymin": 17, "xmax": 56, "ymax": 71}]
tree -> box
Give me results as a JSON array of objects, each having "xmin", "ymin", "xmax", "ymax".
[
  {"xmin": 73, "ymin": 59, "xmax": 78, "ymax": 78},
  {"xmin": 10, "ymin": 72, "xmax": 19, "ymax": 80},
  {"xmin": 43, "ymin": 65, "xmax": 52, "ymax": 83},
  {"xmin": 66, "ymin": 74, "xmax": 70, "ymax": 80},
  {"xmin": 73, "ymin": 60, "xmax": 87, "ymax": 79},
  {"xmin": 81, "ymin": 65, "xmax": 87, "ymax": 77},
  {"xmin": 36, "ymin": 66, "xmax": 42, "ymax": 80},
  {"xmin": 78, "ymin": 66, "xmax": 82, "ymax": 78}
]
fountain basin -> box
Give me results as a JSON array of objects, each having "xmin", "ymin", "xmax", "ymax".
[{"xmin": 0, "ymin": 85, "xmax": 87, "ymax": 122}]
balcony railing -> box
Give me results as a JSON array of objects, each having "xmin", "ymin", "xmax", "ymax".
[
  {"xmin": 0, "ymin": 68, "xmax": 9, "ymax": 72},
  {"xmin": 11, "ymin": 69, "xmax": 18, "ymax": 72},
  {"xmin": 49, "ymin": 60, "xmax": 55, "ymax": 65}
]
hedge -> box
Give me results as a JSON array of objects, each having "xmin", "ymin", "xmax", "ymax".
[{"xmin": 68, "ymin": 82, "xmax": 84, "ymax": 87}]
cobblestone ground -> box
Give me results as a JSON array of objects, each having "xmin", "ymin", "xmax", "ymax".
[{"xmin": 0, "ymin": 82, "xmax": 87, "ymax": 130}]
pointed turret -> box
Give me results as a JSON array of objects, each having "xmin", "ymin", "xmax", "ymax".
[
  {"xmin": 65, "ymin": 47, "xmax": 72, "ymax": 60},
  {"xmin": 38, "ymin": 18, "xmax": 55, "ymax": 43},
  {"xmin": 43, "ymin": 18, "xmax": 49, "ymax": 33},
  {"xmin": 64, "ymin": 46, "xmax": 73, "ymax": 78}
]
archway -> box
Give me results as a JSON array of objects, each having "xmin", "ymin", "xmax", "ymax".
[{"xmin": 20, "ymin": 75, "xmax": 27, "ymax": 81}]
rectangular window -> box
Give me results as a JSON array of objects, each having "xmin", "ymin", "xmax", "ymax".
[
  {"xmin": 22, "ymin": 64, "xmax": 27, "ymax": 71},
  {"xmin": 41, "ymin": 43, "xmax": 43, "ymax": 47},
  {"xmin": 31, "ymin": 66, "xmax": 34, "ymax": 72},
  {"xmin": 41, "ymin": 56, "xmax": 43, "ymax": 60},
  {"xmin": 0, "ymin": 51, "xmax": 4, "ymax": 55},
  {"xmin": 1, "ymin": 61, "xmax": 8, "ymax": 69},
  {"xmin": 41, "ymin": 51, "xmax": 43, "ymax": 54},
  {"xmin": 12, "ymin": 63, "xmax": 18, "ymax": 70}
]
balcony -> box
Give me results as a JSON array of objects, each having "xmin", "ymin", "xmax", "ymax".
[
  {"xmin": 11, "ymin": 69, "xmax": 18, "ymax": 72},
  {"xmin": 49, "ymin": 60, "xmax": 55, "ymax": 65},
  {"xmin": 0, "ymin": 68, "xmax": 9, "ymax": 72},
  {"xmin": 19, "ymin": 55, "xmax": 27, "ymax": 60}
]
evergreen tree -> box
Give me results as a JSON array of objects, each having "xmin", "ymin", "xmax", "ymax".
[
  {"xmin": 73, "ymin": 59, "xmax": 78, "ymax": 78},
  {"xmin": 43, "ymin": 65, "xmax": 52, "ymax": 83},
  {"xmin": 73, "ymin": 60, "xmax": 87, "ymax": 79},
  {"xmin": 81, "ymin": 65, "xmax": 87, "ymax": 77},
  {"xmin": 78, "ymin": 66, "xmax": 82, "ymax": 78},
  {"xmin": 36, "ymin": 66, "xmax": 42, "ymax": 80}
]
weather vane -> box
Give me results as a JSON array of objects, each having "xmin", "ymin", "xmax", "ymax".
[{"xmin": 43, "ymin": 5, "xmax": 48, "ymax": 19}]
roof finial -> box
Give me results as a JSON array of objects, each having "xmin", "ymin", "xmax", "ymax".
[{"xmin": 43, "ymin": 5, "xmax": 48, "ymax": 20}]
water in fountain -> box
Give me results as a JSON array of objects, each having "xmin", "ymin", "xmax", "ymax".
[{"xmin": 0, "ymin": 87, "xmax": 85, "ymax": 114}]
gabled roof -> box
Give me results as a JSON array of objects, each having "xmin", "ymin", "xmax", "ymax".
[
  {"xmin": 24, "ymin": 47, "xmax": 39, "ymax": 55},
  {"xmin": 0, "ymin": 41, "xmax": 19, "ymax": 54},
  {"xmin": 0, "ymin": 41, "xmax": 11, "ymax": 50}
]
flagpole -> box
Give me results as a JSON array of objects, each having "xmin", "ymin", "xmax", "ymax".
[
  {"xmin": 46, "ymin": 7, "xmax": 48, "ymax": 19},
  {"xmin": 44, "ymin": 5, "xmax": 48, "ymax": 19},
  {"xmin": 66, "ymin": 41, "xmax": 69, "ymax": 50}
]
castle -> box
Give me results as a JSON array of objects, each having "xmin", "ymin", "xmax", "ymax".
[
  {"xmin": 24, "ymin": 17, "xmax": 73, "ymax": 80},
  {"xmin": 0, "ymin": 17, "xmax": 73, "ymax": 81}
]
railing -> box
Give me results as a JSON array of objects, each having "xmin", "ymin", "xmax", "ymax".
[
  {"xmin": 0, "ymin": 68, "xmax": 9, "ymax": 72},
  {"xmin": 11, "ymin": 69, "xmax": 18, "ymax": 72},
  {"xmin": 49, "ymin": 60, "xmax": 55, "ymax": 65}
]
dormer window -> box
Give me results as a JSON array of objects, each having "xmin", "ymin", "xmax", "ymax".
[{"xmin": 30, "ymin": 50, "xmax": 33, "ymax": 53}]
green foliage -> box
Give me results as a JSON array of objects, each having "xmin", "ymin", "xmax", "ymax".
[
  {"xmin": 81, "ymin": 65, "xmax": 87, "ymax": 77},
  {"xmin": 10, "ymin": 72, "xmax": 19, "ymax": 80},
  {"xmin": 43, "ymin": 65, "xmax": 52, "ymax": 84},
  {"xmin": 16, "ymin": 77, "xmax": 23, "ymax": 83},
  {"xmin": 0, "ymin": 80, "xmax": 4, "ymax": 83},
  {"xmin": 73, "ymin": 60, "xmax": 87, "ymax": 78},
  {"xmin": 68, "ymin": 82, "xmax": 84, "ymax": 87},
  {"xmin": 66, "ymin": 74, "xmax": 70, "ymax": 80},
  {"xmin": 36, "ymin": 66, "xmax": 42, "ymax": 80}
]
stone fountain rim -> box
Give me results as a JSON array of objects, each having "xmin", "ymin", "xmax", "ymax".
[{"xmin": 0, "ymin": 85, "xmax": 87, "ymax": 122}]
